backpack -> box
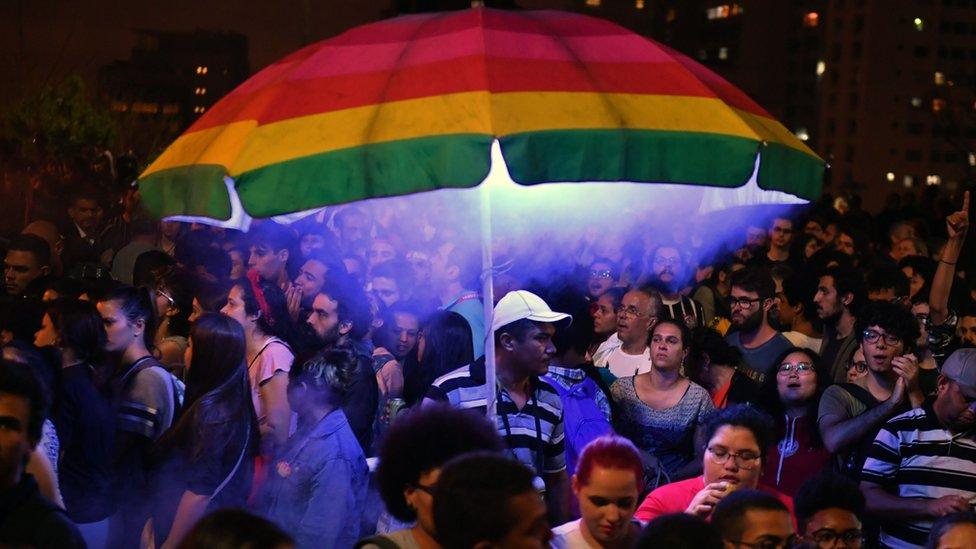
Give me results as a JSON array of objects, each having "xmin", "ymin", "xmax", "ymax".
[{"xmin": 541, "ymin": 375, "xmax": 612, "ymax": 476}]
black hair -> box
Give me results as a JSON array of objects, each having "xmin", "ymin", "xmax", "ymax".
[
  {"xmin": 6, "ymin": 234, "xmax": 52, "ymax": 270},
  {"xmin": 193, "ymin": 279, "xmax": 229, "ymax": 315},
  {"xmin": 702, "ymin": 405, "xmax": 774, "ymax": 457},
  {"xmin": 44, "ymin": 298, "xmax": 106, "ymax": 363},
  {"xmin": 234, "ymin": 278, "xmax": 296, "ymax": 344},
  {"xmin": 318, "ymin": 279, "xmax": 373, "ymax": 342},
  {"xmin": 688, "ymin": 328, "xmax": 743, "ymax": 391},
  {"xmin": 598, "ymin": 286, "xmax": 628, "ymax": 311},
  {"xmin": 927, "ymin": 511, "xmax": 976, "ymax": 549},
  {"xmin": 377, "ymin": 404, "xmax": 504, "ymax": 521},
  {"xmin": 132, "ymin": 250, "xmax": 178, "ymax": 289},
  {"xmin": 821, "ymin": 265, "xmax": 866, "ymax": 317},
  {"xmin": 370, "ymin": 259, "xmax": 416, "ymax": 294},
  {"xmin": 375, "ymin": 300, "xmax": 422, "ymax": 354},
  {"xmin": 247, "ymin": 223, "xmax": 300, "ymax": 278},
  {"xmin": 651, "ymin": 318, "xmax": 693, "ymax": 349},
  {"xmin": 757, "ymin": 347, "xmax": 828, "ymax": 449},
  {"xmin": 494, "ymin": 318, "xmax": 538, "ymax": 346},
  {"xmin": 159, "ymin": 313, "xmax": 259, "ymax": 462},
  {"xmin": 730, "ymin": 266, "xmax": 776, "ymax": 300},
  {"xmin": 0, "ymin": 359, "xmax": 48, "ymax": 442},
  {"xmin": 177, "ymin": 509, "xmax": 293, "ymax": 549},
  {"xmin": 444, "ymin": 240, "xmax": 482, "ymax": 290},
  {"xmin": 780, "ymin": 272, "xmax": 818, "ymax": 321},
  {"xmin": 433, "ymin": 453, "xmax": 539, "ymax": 549},
  {"xmin": 100, "ymin": 285, "xmax": 157, "ymax": 350},
  {"xmin": 0, "ymin": 298, "xmax": 45, "ymax": 344},
  {"xmin": 866, "ymin": 266, "xmax": 910, "ymax": 299},
  {"xmin": 589, "ymin": 257, "xmax": 621, "ymax": 280},
  {"xmin": 289, "ymin": 346, "xmax": 360, "ymax": 407},
  {"xmin": 544, "ymin": 285, "xmax": 595, "ymax": 358},
  {"xmin": 408, "ymin": 311, "xmax": 473, "ymax": 405},
  {"xmin": 635, "ymin": 513, "xmax": 723, "ymax": 549},
  {"xmin": 153, "ymin": 267, "xmax": 197, "ymax": 339},
  {"xmin": 899, "ymin": 255, "xmax": 937, "ymax": 302},
  {"xmin": 712, "ymin": 489, "xmax": 790, "ymax": 543},
  {"xmin": 856, "ymin": 300, "xmax": 920, "ymax": 353},
  {"xmin": 794, "ymin": 470, "xmax": 866, "ymax": 534},
  {"xmin": 175, "ymin": 230, "xmax": 232, "ymax": 281},
  {"xmin": 69, "ymin": 184, "xmax": 104, "ymax": 206}
]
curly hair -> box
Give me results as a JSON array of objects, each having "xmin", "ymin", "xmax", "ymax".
[
  {"xmin": 794, "ymin": 470, "xmax": 865, "ymax": 534},
  {"xmin": 856, "ymin": 300, "xmax": 920, "ymax": 353},
  {"xmin": 289, "ymin": 346, "xmax": 360, "ymax": 407},
  {"xmin": 376, "ymin": 404, "xmax": 503, "ymax": 521}
]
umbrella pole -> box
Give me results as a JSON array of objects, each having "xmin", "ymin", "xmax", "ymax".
[{"xmin": 480, "ymin": 177, "xmax": 497, "ymax": 420}]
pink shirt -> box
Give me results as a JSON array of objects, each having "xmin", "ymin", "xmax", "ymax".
[
  {"xmin": 248, "ymin": 337, "xmax": 294, "ymax": 425},
  {"xmin": 634, "ymin": 476, "xmax": 795, "ymax": 524}
]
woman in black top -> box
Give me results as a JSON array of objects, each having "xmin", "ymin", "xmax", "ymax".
[
  {"xmin": 150, "ymin": 313, "xmax": 259, "ymax": 548},
  {"xmin": 34, "ymin": 299, "xmax": 115, "ymax": 546}
]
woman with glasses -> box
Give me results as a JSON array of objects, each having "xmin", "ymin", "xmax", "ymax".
[
  {"xmin": 846, "ymin": 347, "xmax": 869, "ymax": 383},
  {"xmin": 757, "ymin": 347, "xmax": 831, "ymax": 497},
  {"xmin": 634, "ymin": 405, "xmax": 793, "ymax": 522},
  {"xmin": 611, "ymin": 319, "xmax": 714, "ymax": 479},
  {"xmin": 150, "ymin": 267, "xmax": 196, "ymax": 377}
]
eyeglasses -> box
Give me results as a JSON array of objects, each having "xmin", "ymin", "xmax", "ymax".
[
  {"xmin": 862, "ymin": 329, "xmax": 902, "ymax": 346},
  {"xmin": 727, "ymin": 296, "xmax": 763, "ymax": 309},
  {"xmin": 589, "ymin": 269, "xmax": 613, "ymax": 279},
  {"xmin": 808, "ymin": 528, "xmax": 864, "ymax": 548},
  {"xmin": 846, "ymin": 360, "xmax": 868, "ymax": 373},
  {"xmin": 706, "ymin": 447, "xmax": 761, "ymax": 470},
  {"xmin": 653, "ymin": 257, "xmax": 682, "ymax": 267},
  {"xmin": 777, "ymin": 362, "xmax": 815, "ymax": 375},
  {"xmin": 155, "ymin": 288, "xmax": 175, "ymax": 308},
  {"xmin": 616, "ymin": 305, "xmax": 649, "ymax": 319},
  {"xmin": 729, "ymin": 535, "xmax": 800, "ymax": 549}
]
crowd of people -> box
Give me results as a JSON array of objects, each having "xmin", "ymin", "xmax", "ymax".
[{"xmin": 1, "ymin": 180, "xmax": 976, "ymax": 549}]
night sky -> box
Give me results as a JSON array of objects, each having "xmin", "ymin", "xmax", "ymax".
[{"xmin": 0, "ymin": 0, "xmax": 397, "ymax": 103}]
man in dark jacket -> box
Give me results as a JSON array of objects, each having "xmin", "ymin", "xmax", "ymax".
[{"xmin": 0, "ymin": 360, "xmax": 84, "ymax": 548}]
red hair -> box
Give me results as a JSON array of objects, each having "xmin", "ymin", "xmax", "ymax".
[{"xmin": 576, "ymin": 435, "xmax": 645, "ymax": 492}]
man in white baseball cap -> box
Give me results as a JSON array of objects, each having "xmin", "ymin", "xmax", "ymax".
[{"xmin": 425, "ymin": 289, "xmax": 572, "ymax": 524}]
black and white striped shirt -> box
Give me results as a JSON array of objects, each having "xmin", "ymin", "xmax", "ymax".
[
  {"xmin": 861, "ymin": 403, "xmax": 976, "ymax": 548},
  {"xmin": 426, "ymin": 357, "xmax": 566, "ymax": 475}
]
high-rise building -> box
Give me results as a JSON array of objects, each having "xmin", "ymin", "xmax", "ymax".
[{"xmin": 98, "ymin": 29, "xmax": 249, "ymax": 129}]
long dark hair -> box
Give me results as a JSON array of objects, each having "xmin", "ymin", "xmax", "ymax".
[
  {"xmin": 160, "ymin": 313, "xmax": 259, "ymax": 460},
  {"xmin": 405, "ymin": 311, "xmax": 473, "ymax": 405},
  {"xmin": 757, "ymin": 346, "xmax": 829, "ymax": 449},
  {"xmin": 45, "ymin": 298, "xmax": 106, "ymax": 363},
  {"xmin": 152, "ymin": 267, "xmax": 196, "ymax": 339}
]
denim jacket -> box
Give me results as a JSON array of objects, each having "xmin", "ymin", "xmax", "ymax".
[{"xmin": 261, "ymin": 409, "xmax": 368, "ymax": 548}]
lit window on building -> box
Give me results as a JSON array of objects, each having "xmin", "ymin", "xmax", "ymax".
[
  {"xmin": 934, "ymin": 71, "xmax": 945, "ymax": 85},
  {"xmin": 585, "ymin": 0, "xmax": 600, "ymax": 6},
  {"xmin": 162, "ymin": 104, "xmax": 180, "ymax": 115},
  {"xmin": 914, "ymin": 17, "xmax": 924, "ymax": 31},
  {"xmin": 803, "ymin": 12, "xmax": 819, "ymax": 27},
  {"xmin": 706, "ymin": 4, "xmax": 743, "ymax": 20},
  {"xmin": 132, "ymin": 102, "xmax": 160, "ymax": 114},
  {"xmin": 886, "ymin": 172, "xmax": 896, "ymax": 182},
  {"xmin": 903, "ymin": 175, "xmax": 914, "ymax": 187},
  {"xmin": 816, "ymin": 60, "xmax": 826, "ymax": 78},
  {"xmin": 194, "ymin": 87, "xmax": 207, "ymax": 95},
  {"xmin": 666, "ymin": 8, "xmax": 677, "ymax": 23},
  {"xmin": 932, "ymin": 98, "xmax": 946, "ymax": 112},
  {"xmin": 969, "ymin": 152, "xmax": 976, "ymax": 166},
  {"xmin": 194, "ymin": 106, "xmax": 206, "ymax": 114},
  {"xmin": 926, "ymin": 174, "xmax": 941, "ymax": 185},
  {"xmin": 795, "ymin": 127, "xmax": 810, "ymax": 141},
  {"xmin": 718, "ymin": 47, "xmax": 729, "ymax": 60},
  {"xmin": 195, "ymin": 66, "xmax": 209, "ymax": 75},
  {"xmin": 111, "ymin": 102, "xmax": 129, "ymax": 112},
  {"xmin": 911, "ymin": 97, "xmax": 923, "ymax": 108},
  {"xmin": 635, "ymin": 0, "xmax": 645, "ymax": 9}
]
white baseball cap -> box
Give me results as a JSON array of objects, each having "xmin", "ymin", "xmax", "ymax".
[{"xmin": 492, "ymin": 290, "xmax": 572, "ymax": 332}]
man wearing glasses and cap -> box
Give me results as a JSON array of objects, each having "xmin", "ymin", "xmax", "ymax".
[
  {"xmin": 861, "ymin": 348, "xmax": 976, "ymax": 548},
  {"xmin": 425, "ymin": 290, "xmax": 572, "ymax": 524}
]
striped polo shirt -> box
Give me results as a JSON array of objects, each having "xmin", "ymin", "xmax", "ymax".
[
  {"xmin": 426, "ymin": 357, "xmax": 566, "ymax": 475},
  {"xmin": 861, "ymin": 403, "xmax": 976, "ymax": 548}
]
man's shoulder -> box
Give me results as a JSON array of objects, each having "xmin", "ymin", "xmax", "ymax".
[{"xmin": 431, "ymin": 363, "xmax": 479, "ymax": 389}]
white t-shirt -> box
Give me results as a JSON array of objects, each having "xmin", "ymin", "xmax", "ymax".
[
  {"xmin": 606, "ymin": 346, "xmax": 653, "ymax": 378},
  {"xmin": 783, "ymin": 331, "xmax": 822, "ymax": 353},
  {"xmin": 551, "ymin": 519, "xmax": 589, "ymax": 549}
]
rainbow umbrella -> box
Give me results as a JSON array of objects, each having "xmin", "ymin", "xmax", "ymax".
[
  {"xmin": 138, "ymin": 8, "xmax": 823, "ymax": 226},
  {"xmin": 137, "ymin": 8, "xmax": 824, "ymax": 417}
]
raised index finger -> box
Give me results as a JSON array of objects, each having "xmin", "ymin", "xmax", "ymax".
[{"xmin": 963, "ymin": 190, "xmax": 971, "ymax": 213}]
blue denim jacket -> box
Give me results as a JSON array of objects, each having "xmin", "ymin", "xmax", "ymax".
[{"xmin": 260, "ymin": 409, "xmax": 368, "ymax": 548}]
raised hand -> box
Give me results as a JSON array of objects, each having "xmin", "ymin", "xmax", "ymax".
[{"xmin": 946, "ymin": 190, "xmax": 970, "ymax": 239}]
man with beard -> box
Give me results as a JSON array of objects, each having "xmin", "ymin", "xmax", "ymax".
[
  {"xmin": 724, "ymin": 267, "xmax": 792, "ymax": 382},
  {"xmin": 815, "ymin": 265, "xmax": 865, "ymax": 383},
  {"xmin": 861, "ymin": 348, "xmax": 976, "ymax": 548},
  {"xmin": 305, "ymin": 281, "xmax": 379, "ymax": 453},
  {"xmin": 646, "ymin": 245, "xmax": 705, "ymax": 328},
  {"xmin": 818, "ymin": 301, "xmax": 923, "ymax": 478}
]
